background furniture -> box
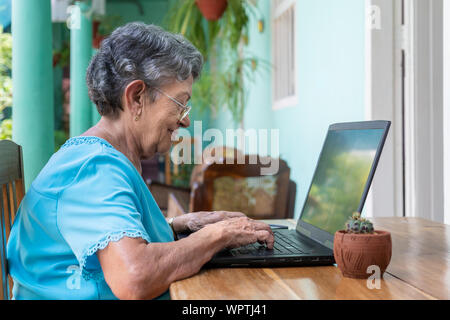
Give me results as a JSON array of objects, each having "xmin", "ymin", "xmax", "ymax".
[
  {"xmin": 0, "ymin": 140, "xmax": 25, "ymax": 300},
  {"xmin": 188, "ymin": 155, "xmax": 296, "ymax": 219},
  {"xmin": 149, "ymin": 181, "xmax": 190, "ymax": 216},
  {"xmin": 152, "ymin": 148, "xmax": 296, "ymax": 220},
  {"xmin": 144, "ymin": 137, "xmax": 198, "ymax": 214},
  {"xmin": 140, "ymin": 156, "xmax": 161, "ymax": 185},
  {"xmin": 170, "ymin": 217, "xmax": 447, "ymax": 299}
]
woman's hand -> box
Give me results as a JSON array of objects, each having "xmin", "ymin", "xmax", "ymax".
[
  {"xmin": 99, "ymin": 216, "xmax": 274, "ymax": 299},
  {"xmin": 172, "ymin": 211, "xmax": 246, "ymax": 233},
  {"xmin": 203, "ymin": 217, "xmax": 275, "ymax": 250}
]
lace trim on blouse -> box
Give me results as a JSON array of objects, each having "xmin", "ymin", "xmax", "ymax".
[{"xmin": 61, "ymin": 136, "xmax": 114, "ymax": 150}]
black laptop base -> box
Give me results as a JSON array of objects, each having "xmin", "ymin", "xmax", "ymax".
[
  {"xmin": 204, "ymin": 229, "xmax": 335, "ymax": 268},
  {"xmin": 204, "ymin": 254, "xmax": 335, "ymax": 268}
]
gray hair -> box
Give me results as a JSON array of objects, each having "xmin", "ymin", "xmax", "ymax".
[{"xmin": 86, "ymin": 22, "xmax": 203, "ymax": 117}]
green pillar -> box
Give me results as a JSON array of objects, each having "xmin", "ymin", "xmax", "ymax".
[
  {"xmin": 53, "ymin": 23, "xmax": 64, "ymax": 131},
  {"xmin": 91, "ymin": 48, "xmax": 101, "ymax": 126},
  {"xmin": 70, "ymin": 1, "xmax": 93, "ymax": 137},
  {"xmin": 91, "ymin": 99, "xmax": 101, "ymax": 126},
  {"xmin": 12, "ymin": 0, "xmax": 54, "ymax": 190}
]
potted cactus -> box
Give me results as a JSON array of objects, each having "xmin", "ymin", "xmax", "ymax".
[{"xmin": 333, "ymin": 212, "xmax": 392, "ymax": 279}]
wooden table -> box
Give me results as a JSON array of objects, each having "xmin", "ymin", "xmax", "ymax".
[{"xmin": 170, "ymin": 217, "xmax": 450, "ymax": 300}]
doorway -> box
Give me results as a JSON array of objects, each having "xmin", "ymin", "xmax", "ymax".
[{"xmin": 365, "ymin": 0, "xmax": 445, "ymax": 223}]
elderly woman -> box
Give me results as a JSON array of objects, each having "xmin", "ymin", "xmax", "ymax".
[{"xmin": 6, "ymin": 23, "xmax": 274, "ymax": 300}]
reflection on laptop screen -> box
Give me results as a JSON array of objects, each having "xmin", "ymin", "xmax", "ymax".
[{"xmin": 300, "ymin": 128, "xmax": 384, "ymax": 235}]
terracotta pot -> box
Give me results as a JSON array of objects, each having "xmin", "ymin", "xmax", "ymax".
[
  {"xmin": 195, "ymin": 0, "xmax": 228, "ymax": 21},
  {"xmin": 333, "ymin": 230, "xmax": 392, "ymax": 279}
]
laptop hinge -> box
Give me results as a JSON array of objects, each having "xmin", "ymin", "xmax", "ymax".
[{"xmin": 297, "ymin": 226, "xmax": 334, "ymax": 250}]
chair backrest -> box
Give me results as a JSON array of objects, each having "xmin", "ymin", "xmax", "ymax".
[
  {"xmin": 0, "ymin": 140, "xmax": 25, "ymax": 300},
  {"xmin": 166, "ymin": 193, "xmax": 186, "ymax": 218},
  {"xmin": 190, "ymin": 154, "xmax": 296, "ymax": 219}
]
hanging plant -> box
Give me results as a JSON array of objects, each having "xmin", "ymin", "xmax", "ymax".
[
  {"xmin": 195, "ymin": 0, "xmax": 228, "ymax": 21},
  {"xmin": 165, "ymin": 0, "xmax": 267, "ymax": 125}
]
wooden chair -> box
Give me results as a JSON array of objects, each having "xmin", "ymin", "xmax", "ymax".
[
  {"xmin": 188, "ymin": 155, "xmax": 296, "ymax": 219},
  {"xmin": 0, "ymin": 140, "xmax": 25, "ymax": 300},
  {"xmin": 166, "ymin": 193, "xmax": 187, "ymax": 219},
  {"xmin": 163, "ymin": 147, "xmax": 296, "ymax": 220},
  {"xmin": 146, "ymin": 136, "xmax": 200, "ymax": 216},
  {"xmin": 159, "ymin": 146, "xmax": 244, "ymax": 217},
  {"xmin": 148, "ymin": 181, "xmax": 190, "ymax": 215}
]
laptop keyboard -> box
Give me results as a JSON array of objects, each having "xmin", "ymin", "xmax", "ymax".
[{"xmin": 231, "ymin": 231, "xmax": 314, "ymax": 256}]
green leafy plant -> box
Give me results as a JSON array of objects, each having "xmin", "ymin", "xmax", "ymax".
[
  {"xmin": 0, "ymin": 25, "xmax": 12, "ymax": 139},
  {"xmin": 345, "ymin": 212, "xmax": 374, "ymax": 234},
  {"xmin": 54, "ymin": 130, "xmax": 69, "ymax": 152},
  {"xmin": 165, "ymin": 0, "xmax": 268, "ymax": 124},
  {"xmin": 53, "ymin": 40, "xmax": 70, "ymax": 68},
  {"xmin": 0, "ymin": 25, "xmax": 12, "ymax": 116},
  {"xmin": 0, "ymin": 75, "xmax": 12, "ymax": 115},
  {"xmin": 93, "ymin": 14, "xmax": 123, "ymax": 36},
  {"xmin": 92, "ymin": 14, "xmax": 123, "ymax": 49},
  {"xmin": 171, "ymin": 163, "xmax": 195, "ymax": 188},
  {"xmin": 0, "ymin": 118, "xmax": 12, "ymax": 140},
  {"xmin": 0, "ymin": 26, "xmax": 12, "ymax": 73}
]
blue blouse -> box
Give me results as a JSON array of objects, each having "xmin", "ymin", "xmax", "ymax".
[{"xmin": 7, "ymin": 136, "xmax": 174, "ymax": 299}]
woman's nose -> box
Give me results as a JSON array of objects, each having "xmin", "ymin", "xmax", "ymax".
[{"xmin": 179, "ymin": 114, "xmax": 190, "ymax": 128}]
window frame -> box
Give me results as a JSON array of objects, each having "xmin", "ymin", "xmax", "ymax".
[{"xmin": 271, "ymin": 0, "xmax": 298, "ymax": 110}]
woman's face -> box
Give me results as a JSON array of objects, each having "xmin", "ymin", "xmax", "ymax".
[{"xmin": 138, "ymin": 76, "xmax": 193, "ymax": 158}]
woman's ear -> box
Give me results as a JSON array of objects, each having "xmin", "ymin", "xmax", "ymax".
[{"xmin": 123, "ymin": 80, "xmax": 147, "ymax": 117}]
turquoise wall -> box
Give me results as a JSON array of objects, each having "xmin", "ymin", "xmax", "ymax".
[
  {"xmin": 106, "ymin": 0, "xmax": 168, "ymax": 25},
  {"xmin": 214, "ymin": 0, "xmax": 366, "ymax": 218}
]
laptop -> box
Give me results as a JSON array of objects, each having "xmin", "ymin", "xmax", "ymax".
[{"xmin": 205, "ymin": 120, "xmax": 391, "ymax": 268}]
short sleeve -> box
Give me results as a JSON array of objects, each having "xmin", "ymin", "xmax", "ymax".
[{"xmin": 57, "ymin": 151, "xmax": 150, "ymax": 281}]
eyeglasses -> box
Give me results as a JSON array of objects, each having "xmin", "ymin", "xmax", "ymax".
[{"xmin": 154, "ymin": 87, "xmax": 191, "ymax": 121}]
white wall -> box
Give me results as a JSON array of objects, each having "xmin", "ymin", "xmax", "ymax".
[
  {"xmin": 444, "ymin": 0, "xmax": 450, "ymax": 225},
  {"xmin": 364, "ymin": 0, "xmax": 404, "ymax": 218}
]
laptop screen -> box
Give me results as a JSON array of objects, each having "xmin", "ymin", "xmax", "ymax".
[{"xmin": 299, "ymin": 128, "xmax": 385, "ymax": 235}]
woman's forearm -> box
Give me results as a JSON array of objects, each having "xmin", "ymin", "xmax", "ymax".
[
  {"xmin": 131, "ymin": 225, "xmax": 225, "ymax": 299},
  {"xmin": 99, "ymin": 217, "xmax": 272, "ymax": 300}
]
